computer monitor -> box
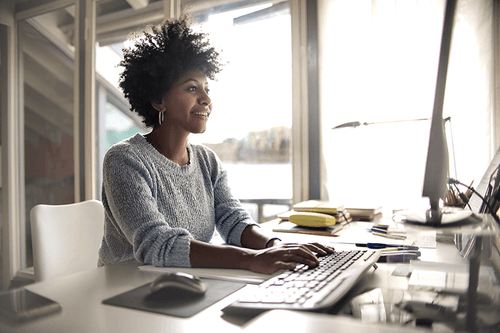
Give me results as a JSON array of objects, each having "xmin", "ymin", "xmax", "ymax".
[{"xmin": 395, "ymin": 0, "xmax": 478, "ymax": 226}]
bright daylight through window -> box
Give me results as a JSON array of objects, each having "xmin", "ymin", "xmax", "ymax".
[{"xmin": 97, "ymin": 2, "xmax": 293, "ymax": 222}]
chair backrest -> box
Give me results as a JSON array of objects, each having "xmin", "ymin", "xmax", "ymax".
[{"xmin": 30, "ymin": 200, "xmax": 104, "ymax": 282}]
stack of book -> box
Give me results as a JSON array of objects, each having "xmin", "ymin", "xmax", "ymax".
[
  {"xmin": 371, "ymin": 224, "xmax": 406, "ymax": 240},
  {"xmin": 278, "ymin": 200, "xmax": 383, "ymax": 222},
  {"xmin": 278, "ymin": 200, "xmax": 352, "ymax": 224},
  {"xmin": 345, "ymin": 205, "xmax": 383, "ymax": 221},
  {"xmin": 274, "ymin": 200, "xmax": 349, "ymax": 237}
]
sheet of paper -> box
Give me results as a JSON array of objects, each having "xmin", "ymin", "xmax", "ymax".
[
  {"xmin": 405, "ymin": 231, "xmax": 437, "ymax": 248},
  {"xmin": 138, "ymin": 266, "xmax": 279, "ymax": 284},
  {"xmin": 324, "ymin": 222, "xmax": 409, "ymax": 245}
]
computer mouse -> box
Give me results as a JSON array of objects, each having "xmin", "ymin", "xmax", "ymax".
[{"xmin": 149, "ymin": 272, "xmax": 207, "ymax": 297}]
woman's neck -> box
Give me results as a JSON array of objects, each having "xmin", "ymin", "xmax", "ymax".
[{"xmin": 146, "ymin": 127, "xmax": 190, "ymax": 166}]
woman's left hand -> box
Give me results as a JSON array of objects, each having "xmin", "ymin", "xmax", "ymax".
[
  {"xmin": 269, "ymin": 240, "xmax": 335, "ymax": 257},
  {"xmin": 240, "ymin": 242, "xmax": 335, "ymax": 274}
]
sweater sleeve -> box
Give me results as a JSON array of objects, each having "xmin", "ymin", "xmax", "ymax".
[{"xmin": 102, "ymin": 147, "xmax": 193, "ymax": 267}]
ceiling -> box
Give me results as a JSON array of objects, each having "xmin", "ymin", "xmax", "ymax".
[{"xmin": 15, "ymin": 0, "xmax": 284, "ymax": 46}]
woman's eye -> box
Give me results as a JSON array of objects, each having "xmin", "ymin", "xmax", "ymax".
[{"xmin": 188, "ymin": 86, "xmax": 197, "ymax": 92}]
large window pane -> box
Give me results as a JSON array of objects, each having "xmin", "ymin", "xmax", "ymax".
[
  {"xmin": 103, "ymin": 101, "xmax": 145, "ymax": 151},
  {"xmin": 187, "ymin": 1, "xmax": 293, "ymax": 222},
  {"xmin": 20, "ymin": 16, "xmax": 75, "ymax": 268}
]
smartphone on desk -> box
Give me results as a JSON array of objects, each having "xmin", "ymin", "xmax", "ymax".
[{"xmin": 0, "ymin": 288, "xmax": 62, "ymax": 324}]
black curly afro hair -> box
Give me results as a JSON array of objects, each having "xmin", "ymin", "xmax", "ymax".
[{"xmin": 118, "ymin": 16, "xmax": 224, "ymax": 128}]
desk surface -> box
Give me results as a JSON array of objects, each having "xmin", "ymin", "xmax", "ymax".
[{"xmin": 0, "ymin": 220, "xmax": 475, "ymax": 333}]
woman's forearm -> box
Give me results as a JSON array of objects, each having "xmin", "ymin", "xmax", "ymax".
[
  {"xmin": 189, "ymin": 239, "xmax": 253, "ymax": 270},
  {"xmin": 188, "ymin": 224, "xmax": 280, "ymax": 271},
  {"xmin": 240, "ymin": 225, "xmax": 280, "ymax": 249},
  {"xmin": 188, "ymin": 225, "xmax": 334, "ymax": 274}
]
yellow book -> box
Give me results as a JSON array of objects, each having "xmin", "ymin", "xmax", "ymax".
[
  {"xmin": 292, "ymin": 200, "xmax": 344, "ymax": 215},
  {"xmin": 289, "ymin": 212, "xmax": 337, "ymax": 228}
]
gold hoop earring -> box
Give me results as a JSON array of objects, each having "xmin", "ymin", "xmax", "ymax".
[{"xmin": 158, "ymin": 111, "xmax": 165, "ymax": 125}]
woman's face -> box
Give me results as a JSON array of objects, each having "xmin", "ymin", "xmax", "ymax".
[{"xmin": 155, "ymin": 70, "xmax": 212, "ymax": 134}]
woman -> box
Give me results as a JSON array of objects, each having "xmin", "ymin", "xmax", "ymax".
[{"xmin": 98, "ymin": 16, "xmax": 334, "ymax": 274}]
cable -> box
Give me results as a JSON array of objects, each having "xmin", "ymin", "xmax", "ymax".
[
  {"xmin": 452, "ymin": 183, "xmax": 471, "ymax": 210},
  {"xmin": 486, "ymin": 164, "xmax": 500, "ymax": 213},
  {"xmin": 338, "ymin": 210, "xmax": 351, "ymax": 225},
  {"xmin": 448, "ymin": 178, "xmax": 500, "ymax": 225}
]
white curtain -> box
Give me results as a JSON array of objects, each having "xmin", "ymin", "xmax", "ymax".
[{"xmin": 318, "ymin": 0, "xmax": 495, "ymax": 210}]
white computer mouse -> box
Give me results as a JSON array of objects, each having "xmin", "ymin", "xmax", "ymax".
[{"xmin": 149, "ymin": 272, "xmax": 207, "ymax": 297}]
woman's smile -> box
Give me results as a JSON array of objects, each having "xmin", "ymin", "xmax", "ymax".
[{"xmin": 191, "ymin": 110, "xmax": 210, "ymax": 118}]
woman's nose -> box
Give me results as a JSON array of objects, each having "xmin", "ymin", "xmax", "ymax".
[{"xmin": 200, "ymin": 92, "xmax": 211, "ymax": 107}]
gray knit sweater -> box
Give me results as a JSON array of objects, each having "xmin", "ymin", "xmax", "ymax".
[{"xmin": 98, "ymin": 133, "xmax": 256, "ymax": 267}]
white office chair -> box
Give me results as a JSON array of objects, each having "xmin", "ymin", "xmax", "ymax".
[{"xmin": 30, "ymin": 199, "xmax": 104, "ymax": 282}]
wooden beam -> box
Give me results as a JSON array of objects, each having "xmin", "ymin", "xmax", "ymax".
[
  {"xmin": 25, "ymin": 108, "xmax": 68, "ymax": 147},
  {"xmin": 23, "ymin": 40, "xmax": 73, "ymax": 87},
  {"xmin": 59, "ymin": 1, "xmax": 163, "ymax": 36},
  {"xmin": 126, "ymin": 0, "xmax": 149, "ymax": 10},
  {"xmin": 16, "ymin": 0, "xmax": 74, "ymax": 21},
  {"xmin": 24, "ymin": 56, "xmax": 73, "ymax": 115}
]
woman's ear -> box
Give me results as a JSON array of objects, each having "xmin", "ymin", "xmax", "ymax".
[{"xmin": 151, "ymin": 101, "xmax": 163, "ymax": 112}]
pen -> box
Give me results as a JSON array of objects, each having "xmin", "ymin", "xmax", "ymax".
[
  {"xmin": 380, "ymin": 247, "xmax": 419, "ymax": 252},
  {"xmin": 371, "ymin": 228, "xmax": 388, "ymax": 234},
  {"xmin": 356, "ymin": 243, "xmax": 419, "ymax": 250},
  {"xmin": 372, "ymin": 225, "xmax": 389, "ymax": 230},
  {"xmin": 371, "ymin": 232, "xmax": 406, "ymax": 240},
  {"xmin": 380, "ymin": 250, "xmax": 421, "ymax": 257},
  {"xmin": 371, "ymin": 226, "xmax": 389, "ymax": 233}
]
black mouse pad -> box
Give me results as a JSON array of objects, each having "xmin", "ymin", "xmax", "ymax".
[{"xmin": 102, "ymin": 278, "xmax": 246, "ymax": 318}]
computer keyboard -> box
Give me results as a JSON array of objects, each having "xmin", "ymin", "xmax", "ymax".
[{"xmin": 222, "ymin": 249, "xmax": 380, "ymax": 316}]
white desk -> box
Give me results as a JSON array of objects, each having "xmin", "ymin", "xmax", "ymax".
[
  {"xmin": 0, "ymin": 219, "xmax": 486, "ymax": 333},
  {"xmin": 1, "ymin": 259, "xmax": 250, "ymax": 333}
]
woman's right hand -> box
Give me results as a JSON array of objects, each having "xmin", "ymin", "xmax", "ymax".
[{"xmin": 241, "ymin": 243, "xmax": 333, "ymax": 275}]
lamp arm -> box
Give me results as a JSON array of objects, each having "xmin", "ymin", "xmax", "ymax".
[
  {"xmin": 364, "ymin": 118, "xmax": 431, "ymax": 126},
  {"xmin": 332, "ymin": 117, "xmax": 451, "ymax": 130}
]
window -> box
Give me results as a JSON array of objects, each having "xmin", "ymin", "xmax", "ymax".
[
  {"xmin": 96, "ymin": 1, "xmax": 294, "ymax": 222},
  {"xmin": 185, "ymin": 1, "xmax": 294, "ymax": 221}
]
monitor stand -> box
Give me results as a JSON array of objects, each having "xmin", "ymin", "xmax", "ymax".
[{"xmin": 393, "ymin": 205, "xmax": 481, "ymax": 227}]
